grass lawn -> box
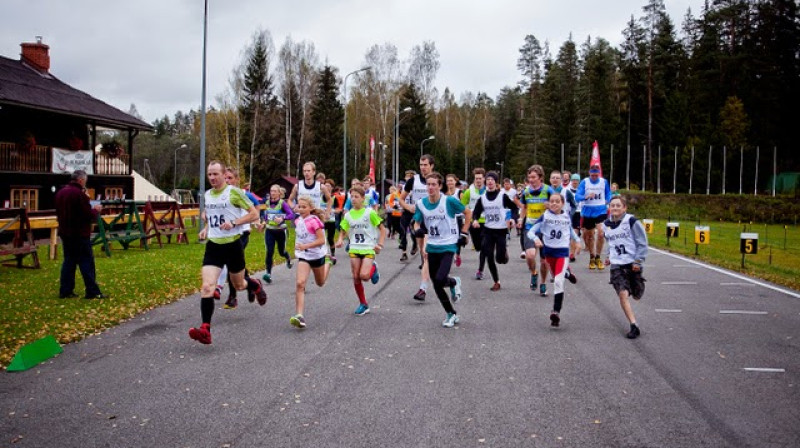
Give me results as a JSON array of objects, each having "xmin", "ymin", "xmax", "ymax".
[
  {"xmin": 643, "ymin": 219, "xmax": 800, "ymax": 291},
  {"xmin": 0, "ymin": 224, "xmax": 292, "ymax": 368}
]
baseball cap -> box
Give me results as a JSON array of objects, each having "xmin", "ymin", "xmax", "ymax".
[{"xmin": 571, "ymin": 174, "xmax": 580, "ymax": 180}]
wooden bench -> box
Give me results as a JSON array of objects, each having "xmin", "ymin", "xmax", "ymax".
[
  {"xmin": 142, "ymin": 201, "xmax": 189, "ymax": 247},
  {"xmin": 0, "ymin": 208, "xmax": 41, "ymax": 268}
]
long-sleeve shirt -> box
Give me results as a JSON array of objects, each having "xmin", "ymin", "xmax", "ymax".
[
  {"xmin": 602, "ymin": 215, "xmax": 649, "ymax": 267},
  {"xmin": 55, "ymin": 181, "xmax": 98, "ymax": 238}
]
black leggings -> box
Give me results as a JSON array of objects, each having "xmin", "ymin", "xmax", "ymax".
[
  {"xmin": 325, "ymin": 221, "xmax": 337, "ymax": 256},
  {"xmin": 469, "ymin": 223, "xmax": 485, "ymax": 271},
  {"xmin": 399, "ymin": 211, "xmax": 417, "ymax": 252},
  {"xmin": 427, "ymin": 251, "xmax": 457, "ymax": 314},
  {"xmin": 264, "ymin": 228, "xmax": 288, "ymax": 274},
  {"xmin": 481, "ymin": 228, "xmax": 509, "ymax": 282}
]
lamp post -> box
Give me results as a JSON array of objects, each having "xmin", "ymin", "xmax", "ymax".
[
  {"xmin": 198, "ymin": 0, "xmax": 208, "ymax": 212},
  {"xmin": 394, "ymin": 104, "xmax": 412, "ymax": 184},
  {"xmin": 496, "ymin": 161, "xmax": 504, "ymax": 180},
  {"xmin": 174, "ymin": 144, "xmax": 188, "ymax": 195},
  {"xmin": 420, "ymin": 135, "xmax": 435, "ymax": 158},
  {"xmin": 343, "ymin": 66, "xmax": 371, "ymax": 189}
]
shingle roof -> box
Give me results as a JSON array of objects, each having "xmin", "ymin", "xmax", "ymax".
[{"xmin": 0, "ymin": 55, "xmax": 152, "ymax": 131}]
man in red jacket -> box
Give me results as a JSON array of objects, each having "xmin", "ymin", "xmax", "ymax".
[{"xmin": 55, "ymin": 170, "xmax": 106, "ymax": 299}]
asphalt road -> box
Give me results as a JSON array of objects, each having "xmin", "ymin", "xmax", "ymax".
[{"xmin": 2, "ymin": 236, "xmax": 799, "ymax": 447}]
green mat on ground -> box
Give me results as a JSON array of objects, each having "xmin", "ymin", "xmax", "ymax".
[{"xmin": 6, "ymin": 335, "xmax": 63, "ymax": 372}]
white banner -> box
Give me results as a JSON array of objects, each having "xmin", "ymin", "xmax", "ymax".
[{"xmin": 52, "ymin": 147, "xmax": 93, "ymax": 174}]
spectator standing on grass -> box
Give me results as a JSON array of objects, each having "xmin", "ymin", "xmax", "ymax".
[{"xmin": 55, "ymin": 170, "xmax": 106, "ymax": 300}]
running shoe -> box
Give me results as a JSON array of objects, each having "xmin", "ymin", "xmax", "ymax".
[
  {"xmin": 595, "ymin": 255, "xmax": 605, "ymax": 270},
  {"xmin": 451, "ymin": 277, "xmax": 462, "ymax": 302},
  {"xmin": 539, "ymin": 283, "xmax": 547, "ymax": 296},
  {"xmin": 224, "ymin": 295, "xmax": 238, "ymax": 309},
  {"xmin": 566, "ymin": 267, "xmax": 578, "ymax": 284},
  {"xmin": 188, "ymin": 323, "xmax": 212, "ymax": 344},
  {"xmin": 286, "ymin": 257, "xmax": 293, "ymax": 269},
  {"xmin": 354, "ymin": 304, "xmax": 370, "ymax": 316},
  {"xmin": 520, "ymin": 251, "xmax": 526, "ymax": 259},
  {"xmin": 455, "ymin": 255, "xmax": 461, "ymax": 267},
  {"xmin": 418, "ymin": 261, "xmax": 423, "ymax": 270},
  {"xmin": 262, "ymin": 272, "xmax": 272, "ymax": 284},
  {"xmin": 252, "ymin": 279, "xmax": 267, "ymax": 306},
  {"xmin": 290, "ymin": 314, "xmax": 307, "ymax": 329},
  {"xmin": 569, "ymin": 255, "xmax": 576, "ymax": 262},
  {"xmin": 370, "ymin": 262, "xmax": 380, "ymax": 284},
  {"xmin": 530, "ymin": 273, "xmax": 538, "ymax": 290},
  {"xmin": 410, "ymin": 247, "xmax": 418, "ymax": 256},
  {"xmin": 490, "ymin": 282, "xmax": 501, "ymax": 291},
  {"xmin": 550, "ymin": 312, "xmax": 560, "ymax": 327},
  {"xmin": 442, "ymin": 313, "xmax": 460, "ymax": 328},
  {"xmin": 400, "ymin": 252, "xmax": 408, "ymax": 262},
  {"xmin": 213, "ymin": 286, "xmax": 222, "ymax": 300},
  {"xmin": 474, "ymin": 270, "xmax": 483, "ymax": 280},
  {"xmin": 626, "ymin": 324, "xmax": 641, "ymax": 339},
  {"xmin": 413, "ymin": 288, "xmax": 426, "ymax": 301},
  {"xmin": 331, "ymin": 256, "xmax": 337, "ymax": 266},
  {"xmin": 589, "ymin": 256, "xmax": 597, "ymax": 270}
]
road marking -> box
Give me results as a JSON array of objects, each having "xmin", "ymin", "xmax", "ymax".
[
  {"xmin": 720, "ymin": 282, "xmax": 755, "ymax": 286},
  {"xmin": 655, "ymin": 309, "xmax": 682, "ymax": 313},
  {"xmin": 719, "ymin": 310, "xmax": 768, "ymax": 315},
  {"xmin": 651, "ymin": 247, "xmax": 800, "ymax": 299},
  {"xmin": 743, "ymin": 368, "xmax": 785, "ymax": 373},
  {"xmin": 661, "ymin": 281, "xmax": 698, "ymax": 285}
]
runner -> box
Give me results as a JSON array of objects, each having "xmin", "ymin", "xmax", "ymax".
[
  {"xmin": 322, "ymin": 179, "xmax": 339, "ymax": 263},
  {"xmin": 471, "ymin": 171, "xmax": 521, "ymax": 291},
  {"xmin": 574, "ymin": 163, "xmax": 611, "ymax": 270},
  {"xmin": 567, "ymin": 173, "xmax": 582, "ymax": 262},
  {"xmin": 189, "ymin": 161, "xmax": 266, "ymax": 345},
  {"xmin": 529, "ymin": 193, "xmax": 580, "ymax": 327},
  {"xmin": 502, "ymin": 178, "xmax": 518, "ymax": 242},
  {"xmin": 261, "ymin": 184, "xmax": 295, "ymax": 284},
  {"xmin": 289, "ymin": 162, "xmax": 334, "ymax": 262},
  {"xmin": 602, "ymin": 196, "xmax": 648, "ymax": 339},
  {"xmin": 289, "ymin": 195, "xmax": 332, "ymax": 329},
  {"xmin": 543, "ymin": 170, "xmax": 577, "ymax": 287},
  {"xmin": 445, "ymin": 174, "xmax": 464, "ymax": 267},
  {"xmin": 336, "ymin": 186, "xmax": 387, "ymax": 316},
  {"xmin": 400, "ymin": 155, "xmax": 444, "ymax": 301},
  {"xmin": 414, "ymin": 172, "xmax": 472, "ymax": 327},
  {"xmin": 518, "ymin": 164, "xmax": 555, "ymax": 296},
  {"xmin": 216, "ymin": 167, "xmax": 261, "ymax": 309},
  {"xmin": 461, "ymin": 168, "xmax": 487, "ymax": 280},
  {"xmin": 397, "ymin": 170, "xmax": 418, "ymax": 262},
  {"xmin": 386, "ymin": 186, "xmax": 403, "ymax": 240}
]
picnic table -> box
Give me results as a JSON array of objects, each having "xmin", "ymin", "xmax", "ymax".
[
  {"xmin": 90, "ymin": 200, "xmax": 148, "ymax": 257},
  {"xmin": 0, "ymin": 208, "xmax": 41, "ymax": 268}
]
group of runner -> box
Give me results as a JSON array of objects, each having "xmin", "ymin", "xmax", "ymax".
[{"xmin": 188, "ymin": 155, "xmax": 648, "ymax": 345}]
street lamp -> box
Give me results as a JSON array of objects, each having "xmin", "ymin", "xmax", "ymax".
[
  {"xmin": 496, "ymin": 161, "xmax": 504, "ymax": 180},
  {"xmin": 174, "ymin": 144, "xmax": 188, "ymax": 195},
  {"xmin": 394, "ymin": 105, "xmax": 412, "ymax": 184},
  {"xmin": 343, "ymin": 66, "xmax": 371, "ymax": 189},
  {"xmin": 420, "ymin": 135, "xmax": 435, "ymax": 158}
]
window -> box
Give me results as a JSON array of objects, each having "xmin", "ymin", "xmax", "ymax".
[
  {"xmin": 10, "ymin": 188, "xmax": 39, "ymax": 210},
  {"xmin": 104, "ymin": 187, "xmax": 124, "ymax": 200}
]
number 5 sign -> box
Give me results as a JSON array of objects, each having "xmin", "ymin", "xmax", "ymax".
[{"xmin": 740, "ymin": 232, "xmax": 758, "ymax": 268}]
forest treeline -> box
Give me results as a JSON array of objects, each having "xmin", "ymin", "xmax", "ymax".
[{"xmin": 126, "ymin": 0, "xmax": 799, "ymax": 196}]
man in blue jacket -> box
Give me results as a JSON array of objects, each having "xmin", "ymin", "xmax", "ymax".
[{"xmin": 574, "ymin": 164, "xmax": 611, "ymax": 270}]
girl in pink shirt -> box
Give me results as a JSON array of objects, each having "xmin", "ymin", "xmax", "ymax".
[{"xmin": 290, "ymin": 196, "xmax": 331, "ymax": 329}]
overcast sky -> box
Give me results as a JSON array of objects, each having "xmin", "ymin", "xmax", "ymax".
[{"xmin": 2, "ymin": 0, "xmax": 703, "ymax": 123}]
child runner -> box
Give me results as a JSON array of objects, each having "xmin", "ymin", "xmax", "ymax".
[
  {"xmin": 261, "ymin": 184, "xmax": 295, "ymax": 284},
  {"xmin": 189, "ymin": 161, "xmax": 266, "ymax": 345},
  {"xmin": 602, "ymin": 196, "xmax": 648, "ymax": 339},
  {"xmin": 445, "ymin": 174, "xmax": 464, "ymax": 267},
  {"xmin": 336, "ymin": 186, "xmax": 387, "ymax": 315},
  {"xmin": 529, "ymin": 193, "xmax": 579, "ymax": 327},
  {"xmin": 470, "ymin": 171, "xmax": 521, "ymax": 291},
  {"xmin": 414, "ymin": 172, "xmax": 472, "ymax": 328},
  {"xmin": 290, "ymin": 196, "xmax": 332, "ymax": 329}
]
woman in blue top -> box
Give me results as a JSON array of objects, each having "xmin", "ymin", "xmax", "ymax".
[
  {"xmin": 414, "ymin": 172, "xmax": 472, "ymax": 328},
  {"xmin": 261, "ymin": 184, "xmax": 295, "ymax": 284}
]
